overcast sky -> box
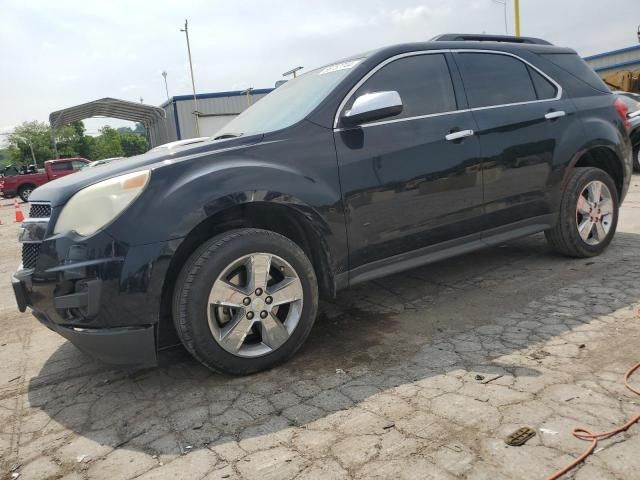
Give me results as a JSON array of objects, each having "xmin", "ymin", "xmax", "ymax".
[{"xmin": 1, "ymin": 0, "xmax": 638, "ymax": 139}]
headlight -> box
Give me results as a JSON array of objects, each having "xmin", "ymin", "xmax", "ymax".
[{"xmin": 54, "ymin": 170, "xmax": 150, "ymax": 236}]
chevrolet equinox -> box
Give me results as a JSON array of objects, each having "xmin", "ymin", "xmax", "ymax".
[{"xmin": 13, "ymin": 34, "xmax": 633, "ymax": 375}]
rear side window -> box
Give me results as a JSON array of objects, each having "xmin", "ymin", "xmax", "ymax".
[
  {"xmin": 540, "ymin": 53, "xmax": 609, "ymax": 92},
  {"xmin": 455, "ymin": 52, "xmax": 537, "ymax": 108},
  {"xmin": 528, "ymin": 67, "xmax": 557, "ymax": 100},
  {"xmin": 50, "ymin": 161, "xmax": 71, "ymax": 172},
  {"xmin": 348, "ymin": 53, "xmax": 456, "ymax": 120}
]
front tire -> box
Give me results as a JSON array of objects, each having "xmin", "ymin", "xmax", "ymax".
[
  {"xmin": 633, "ymin": 145, "xmax": 640, "ymax": 173},
  {"xmin": 173, "ymin": 228, "xmax": 318, "ymax": 375},
  {"xmin": 18, "ymin": 185, "xmax": 35, "ymax": 203},
  {"xmin": 545, "ymin": 167, "xmax": 618, "ymax": 258}
]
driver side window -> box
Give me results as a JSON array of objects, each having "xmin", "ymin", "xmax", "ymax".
[{"xmin": 345, "ymin": 53, "xmax": 457, "ymax": 122}]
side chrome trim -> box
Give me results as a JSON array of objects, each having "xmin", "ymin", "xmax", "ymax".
[
  {"xmin": 332, "ymin": 48, "xmax": 563, "ymax": 130},
  {"xmin": 334, "ymin": 108, "xmax": 471, "ymax": 132}
]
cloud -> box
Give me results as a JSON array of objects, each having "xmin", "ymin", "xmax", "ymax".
[{"xmin": 1, "ymin": 0, "xmax": 638, "ymax": 132}]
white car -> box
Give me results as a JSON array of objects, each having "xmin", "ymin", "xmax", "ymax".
[{"xmin": 150, "ymin": 137, "xmax": 209, "ymax": 152}]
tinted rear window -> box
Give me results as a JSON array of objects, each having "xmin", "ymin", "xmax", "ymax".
[
  {"xmin": 540, "ymin": 53, "xmax": 609, "ymax": 92},
  {"xmin": 455, "ymin": 52, "xmax": 537, "ymax": 108},
  {"xmin": 528, "ymin": 67, "xmax": 557, "ymax": 100},
  {"xmin": 50, "ymin": 162, "xmax": 71, "ymax": 171}
]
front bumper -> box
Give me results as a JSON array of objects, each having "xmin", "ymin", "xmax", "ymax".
[
  {"xmin": 13, "ymin": 271, "xmax": 156, "ymax": 365},
  {"xmin": 12, "ymin": 221, "xmax": 173, "ymax": 367}
]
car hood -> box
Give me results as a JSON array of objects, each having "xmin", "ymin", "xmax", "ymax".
[{"xmin": 30, "ymin": 135, "xmax": 263, "ymax": 207}]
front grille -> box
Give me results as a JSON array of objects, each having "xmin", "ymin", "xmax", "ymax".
[
  {"xmin": 22, "ymin": 243, "xmax": 41, "ymax": 269},
  {"xmin": 29, "ymin": 203, "xmax": 51, "ymax": 218}
]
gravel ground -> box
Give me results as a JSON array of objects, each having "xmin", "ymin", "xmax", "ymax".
[{"xmin": 1, "ymin": 178, "xmax": 640, "ymax": 480}]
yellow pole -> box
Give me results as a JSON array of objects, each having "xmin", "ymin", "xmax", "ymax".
[{"xmin": 514, "ymin": 0, "xmax": 521, "ymax": 36}]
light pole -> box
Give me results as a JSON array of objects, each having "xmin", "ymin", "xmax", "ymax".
[
  {"xmin": 180, "ymin": 19, "xmax": 201, "ymax": 136},
  {"xmin": 28, "ymin": 140, "xmax": 37, "ymax": 166},
  {"xmin": 492, "ymin": 0, "xmax": 508, "ymax": 35},
  {"xmin": 162, "ymin": 70, "xmax": 170, "ymax": 100},
  {"xmin": 514, "ymin": 0, "xmax": 521, "ymax": 36},
  {"xmin": 241, "ymin": 88, "xmax": 254, "ymax": 107},
  {"xmin": 283, "ymin": 66, "xmax": 303, "ymax": 79}
]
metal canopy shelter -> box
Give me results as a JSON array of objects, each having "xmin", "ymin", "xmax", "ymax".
[{"xmin": 49, "ymin": 97, "xmax": 169, "ymax": 148}]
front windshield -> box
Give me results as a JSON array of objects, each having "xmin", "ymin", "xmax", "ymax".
[{"xmin": 214, "ymin": 59, "xmax": 363, "ymax": 138}]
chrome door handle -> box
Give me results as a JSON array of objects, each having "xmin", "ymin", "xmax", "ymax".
[
  {"xmin": 544, "ymin": 110, "xmax": 566, "ymax": 120},
  {"xmin": 445, "ymin": 129, "xmax": 474, "ymax": 141}
]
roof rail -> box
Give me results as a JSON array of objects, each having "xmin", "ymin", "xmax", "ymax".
[{"xmin": 431, "ymin": 33, "xmax": 552, "ymax": 46}]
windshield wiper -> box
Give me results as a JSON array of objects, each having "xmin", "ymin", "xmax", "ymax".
[{"xmin": 213, "ymin": 132, "xmax": 243, "ymax": 140}]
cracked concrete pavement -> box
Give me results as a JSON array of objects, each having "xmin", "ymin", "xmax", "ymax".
[{"xmin": 1, "ymin": 178, "xmax": 640, "ymax": 480}]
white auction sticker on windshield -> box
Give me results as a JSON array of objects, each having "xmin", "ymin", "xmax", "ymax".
[{"xmin": 318, "ymin": 59, "xmax": 361, "ymax": 75}]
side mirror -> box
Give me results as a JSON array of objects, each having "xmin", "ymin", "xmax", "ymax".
[{"xmin": 341, "ymin": 91, "xmax": 403, "ymax": 126}]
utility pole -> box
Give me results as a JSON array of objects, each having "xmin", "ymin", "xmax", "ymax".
[
  {"xmin": 514, "ymin": 0, "xmax": 521, "ymax": 36},
  {"xmin": 162, "ymin": 70, "xmax": 170, "ymax": 100},
  {"xmin": 181, "ymin": 19, "xmax": 201, "ymax": 136},
  {"xmin": 241, "ymin": 88, "xmax": 254, "ymax": 107},
  {"xmin": 28, "ymin": 140, "xmax": 37, "ymax": 166},
  {"xmin": 493, "ymin": 0, "xmax": 508, "ymax": 35}
]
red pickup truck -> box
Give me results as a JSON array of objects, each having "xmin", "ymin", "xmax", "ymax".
[{"xmin": 0, "ymin": 158, "xmax": 89, "ymax": 202}]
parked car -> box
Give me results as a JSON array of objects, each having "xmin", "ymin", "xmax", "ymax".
[
  {"xmin": 13, "ymin": 34, "xmax": 632, "ymax": 375},
  {"xmin": 1, "ymin": 157, "xmax": 89, "ymax": 202},
  {"xmin": 613, "ymin": 91, "xmax": 640, "ymax": 172},
  {"xmin": 149, "ymin": 137, "xmax": 209, "ymax": 152},
  {"xmin": 81, "ymin": 157, "xmax": 124, "ymax": 169}
]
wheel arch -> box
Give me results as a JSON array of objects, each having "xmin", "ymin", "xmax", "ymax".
[
  {"xmin": 567, "ymin": 145, "xmax": 625, "ymax": 199},
  {"xmin": 18, "ymin": 182, "xmax": 37, "ymax": 193},
  {"xmin": 630, "ymin": 126, "xmax": 640, "ymax": 149},
  {"xmin": 157, "ymin": 197, "xmax": 337, "ymax": 347}
]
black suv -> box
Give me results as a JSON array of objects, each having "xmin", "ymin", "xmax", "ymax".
[{"xmin": 13, "ymin": 34, "xmax": 632, "ymax": 375}]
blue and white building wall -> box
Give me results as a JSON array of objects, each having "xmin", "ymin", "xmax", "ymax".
[
  {"xmin": 584, "ymin": 44, "xmax": 640, "ymax": 76},
  {"xmin": 159, "ymin": 88, "xmax": 273, "ymax": 141}
]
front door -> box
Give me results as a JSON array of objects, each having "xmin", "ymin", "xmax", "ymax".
[{"xmin": 334, "ymin": 52, "xmax": 484, "ymax": 273}]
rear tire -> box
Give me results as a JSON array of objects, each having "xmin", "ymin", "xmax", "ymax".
[
  {"xmin": 173, "ymin": 228, "xmax": 318, "ymax": 375},
  {"xmin": 545, "ymin": 167, "xmax": 618, "ymax": 258}
]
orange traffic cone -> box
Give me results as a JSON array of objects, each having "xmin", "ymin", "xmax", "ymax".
[{"xmin": 14, "ymin": 198, "xmax": 24, "ymax": 223}]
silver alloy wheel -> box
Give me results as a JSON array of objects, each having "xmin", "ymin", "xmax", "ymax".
[
  {"xmin": 21, "ymin": 189, "xmax": 32, "ymax": 201},
  {"xmin": 207, "ymin": 253, "xmax": 303, "ymax": 357},
  {"xmin": 576, "ymin": 180, "xmax": 613, "ymax": 246}
]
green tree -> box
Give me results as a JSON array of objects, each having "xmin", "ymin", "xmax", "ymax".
[
  {"xmin": 117, "ymin": 123, "xmax": 146, "ymax": 135},
  {"xmin": 0, "ymin": 148, "xmax": 11, "ymax": 168},
  {"xmin": 119, "ymin": 132, "xmax": 149, "ymax": 157},
  {"xmin": 91, "ymin": 126, "xmax": 124, "ymax": 159},
  {"xmin": 6, "ymin": 121, "xmax": 55, "ymax": 166}
]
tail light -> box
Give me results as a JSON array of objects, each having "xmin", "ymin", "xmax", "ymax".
[{"xmin": 614, "ymin": 98, "xmax": 630, "ymax": 130}]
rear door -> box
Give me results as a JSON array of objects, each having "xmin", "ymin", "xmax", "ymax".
[
  {"xmin": 334, "ymin": 52, "xmax": 484, "ymax": 272},
  {"xmin": 453, "ymin": 50, "xmax": 577, "ymax": 232}
]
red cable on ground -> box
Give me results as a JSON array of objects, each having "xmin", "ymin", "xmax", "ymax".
[{"xmin": 545, "ymin": 362, "xmax": 640, "ymax": 480}]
